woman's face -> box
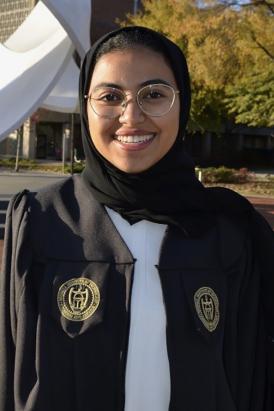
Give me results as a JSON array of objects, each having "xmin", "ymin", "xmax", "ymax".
[{"xmin": 87, "ymin": 46, "xmax": 180, "ymax": 173}]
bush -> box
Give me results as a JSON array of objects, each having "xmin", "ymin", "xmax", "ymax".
[
  {"xmin": 64, "ymin": 162, "xmax": 85, "ymax": 174},
  {"xmin": 0, "ymin": 157, "xmax": 37, "ymax": 169},
  {"xmin": 199, "ymin": 166, "xmax": 252, "ymax": 184},
  {"xmin": 0, "ymin": 157, "xmax": 85, "ymax": 174}
]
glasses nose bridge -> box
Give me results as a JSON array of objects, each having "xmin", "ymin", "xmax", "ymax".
[{"xmin": 120, "ymin": 91, "xmax": 140, "ymax": 113}]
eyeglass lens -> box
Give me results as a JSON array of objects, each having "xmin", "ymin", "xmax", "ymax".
[{"xmin": 89, "ymin": 84, "xmax": 176, "ymax": 118}]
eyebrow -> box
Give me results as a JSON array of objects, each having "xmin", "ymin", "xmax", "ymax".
[{"xmin": 92, "ymin": 78, "xmax": 172, "ymax": 90}]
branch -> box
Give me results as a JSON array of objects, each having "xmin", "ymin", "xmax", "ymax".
[{"xmin": 251, "ymin": 36, "xmax": 274, "ymax": 60}]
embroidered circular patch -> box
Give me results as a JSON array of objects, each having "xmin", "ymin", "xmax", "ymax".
[
  {"xmin": 194, "ymin": 287, "xmax": 219, "ymax": 332},
  {"xmin": 57, "ymin": 278, "xmax": 100, "ymax": 321}
]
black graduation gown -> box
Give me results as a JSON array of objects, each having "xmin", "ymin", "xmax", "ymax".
[{"xmin": 0, "ymin": 175, "xmax": 273, "ymax": 411}]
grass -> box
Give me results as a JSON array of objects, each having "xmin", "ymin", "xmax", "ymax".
[{"xmin": 0, "ymin": 158, "xmax": 85, "ymax": 174}]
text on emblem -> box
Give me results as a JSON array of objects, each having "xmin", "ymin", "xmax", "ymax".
[
  {"xmin": 57, "ymin": 278, "xmax": 100, "ymax": 321},
  {"xmin": 194, "ymin": 287, "xmax": 220, "ymax": 332}
]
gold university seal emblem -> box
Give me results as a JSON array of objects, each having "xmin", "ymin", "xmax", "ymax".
[
  {"xmin": 194, "ymin": 287, "xmax": 219, "ymax": 332},
  {"xmin": 57, "ymin": 278, "xmax": 100, "ymax": 321}
]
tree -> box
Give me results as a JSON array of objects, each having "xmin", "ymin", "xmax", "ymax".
[
  {"xmin": 224, "ymin": 5, "xmax": 274, "ymax": 126},
  {"xmin": 225, "ymin": 68, "xmax": 274, "ymax": 126}
]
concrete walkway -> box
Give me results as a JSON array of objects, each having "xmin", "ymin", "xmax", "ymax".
[{"xmin": 0, "ymin": 171, "xmax": 67, "ymax": 195}]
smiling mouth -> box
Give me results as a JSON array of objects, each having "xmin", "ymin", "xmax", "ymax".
[{"xmin": 113, "ymin": 134, "xmax": 155, "ymax": 144}]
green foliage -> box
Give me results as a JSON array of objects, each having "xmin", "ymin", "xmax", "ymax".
[
  {"xmin": 0, "ymin": 158, "xmax": 85, "ymax": 174},
  {"xmin": 225, "ymin": 68, "xmax": 274, "ymax": 127},
  {"xmin": 190, "ymin": 84, "xmax": 226, "ymax": 132},
  {"xmin": 0, "ymin": 157, "xmax": 37, "ymax": 168},
  {"xmin": 64, "ymin": 162, "xmax": 85, "ymax": 174}
]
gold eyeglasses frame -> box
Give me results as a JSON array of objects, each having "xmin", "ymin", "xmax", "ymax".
[{"xmin": 84, "ymin": 83, "xmax": 180, "ymax": 118}]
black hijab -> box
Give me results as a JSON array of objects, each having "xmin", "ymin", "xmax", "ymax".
[{"xmin": 79, "ymin": 26, "xmax": 249, "ymax": 236}]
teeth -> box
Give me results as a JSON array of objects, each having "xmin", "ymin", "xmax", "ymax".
[{"xmin": 115, "ymin": 134, "xmax": 154, "ymax": 143}]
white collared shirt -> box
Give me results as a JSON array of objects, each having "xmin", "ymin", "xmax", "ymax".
[{"xmin": 106, "ymin": 207, "xmax": 171, "ymax": 411}]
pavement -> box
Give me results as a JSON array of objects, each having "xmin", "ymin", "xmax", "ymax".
[
  {"xmin": 0, "ymin": 170, "xmax": 67, "ymax": 195},
  {"xmin": 0, "ymin": 171, "xmax": 274, "ymax": 266}
]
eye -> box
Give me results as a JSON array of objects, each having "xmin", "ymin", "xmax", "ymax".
[
  {"xmin": 99, "ymin": 92, "xmax": 123, "ymax": 104},
  {"xmin": 92, "ymin": 88, "xmax": 124, "ymax": 105},
  {"xmin": 144, "ymin": 90, "xmax": 164, "ymax": 99},
  {"xmin": 140, "ymin": 86, "xmax": 170, "ymax": 102},
  {"xmin": 101, "ymin": 93, "xmax": 121, "ymax": 101}
]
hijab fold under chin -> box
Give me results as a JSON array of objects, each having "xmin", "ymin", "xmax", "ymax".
[{"xmin": 79, "ymin": 26, "xmax": 216, "ymax": 236}]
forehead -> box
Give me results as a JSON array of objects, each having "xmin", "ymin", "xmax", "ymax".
[{"xmin": 89, "ymin": 47, "xmax": 177, "ymax": 91}]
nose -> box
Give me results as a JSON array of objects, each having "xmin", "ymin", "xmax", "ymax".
[{"xmin": 119, "ymin": 97, "xmax": 145, "ymax": 124}]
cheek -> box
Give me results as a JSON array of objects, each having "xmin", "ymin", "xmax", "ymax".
[
  {"xmin": 160, "ymin": 105, "xmax": 180, "ymax": 142},
  {"xmin": 87, "ymin": 108, "xmax": 99, "ymax": 134},
  {"xmin": 87, "ymin": 107, "xmax": 109, "ymax": 143}
]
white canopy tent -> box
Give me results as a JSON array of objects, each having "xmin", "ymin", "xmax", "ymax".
[
  {"xmin": 41, "ymin": 0, "xmax": 91, "ymax": 113},
  {"xmin": 42, "ymin": 0, "xmax": 91, "ymax": 59},
  {"xmin": 41, "ymin": 59, "xmax": 80, "ymax": 114}
]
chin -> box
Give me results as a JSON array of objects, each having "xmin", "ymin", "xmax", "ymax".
[{"xmin": 115, "ymin": 162, "xmax": 152, "ymax": 174}]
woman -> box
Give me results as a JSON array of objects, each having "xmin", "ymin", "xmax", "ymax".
[{"xmin": 0, "ymin": 26, "xmax": 273, "ymax": 411}]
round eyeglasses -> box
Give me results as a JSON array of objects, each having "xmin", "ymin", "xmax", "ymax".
[{"xmin": 84, "ymin": 83, "xmax": 180, "ymax": 118}]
